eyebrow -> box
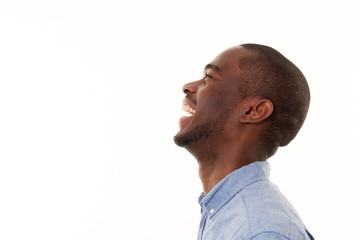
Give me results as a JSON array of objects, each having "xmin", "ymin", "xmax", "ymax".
[{"xmin": 204, "ymin": 64, "xmax": 221, "ymax": 73}]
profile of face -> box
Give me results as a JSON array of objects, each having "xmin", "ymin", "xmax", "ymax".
[{"xmin": 174, "ymin": 47, "xmax": 252, "ymax": 147}]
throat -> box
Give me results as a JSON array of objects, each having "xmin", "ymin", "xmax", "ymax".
[
  {"xmin": 198, "ymin": 159, "xmax": 232, "ymax": 195},
  {"xmin": 195, "ymin": 142, "xmax": 267, "ymax": 195}
]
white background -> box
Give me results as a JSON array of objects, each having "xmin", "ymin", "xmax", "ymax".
[{"xmin": 1, "ymin": 0, "xmax": 359, "ymax": 239}]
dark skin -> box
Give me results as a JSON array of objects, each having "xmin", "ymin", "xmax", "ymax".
[{"xmin": 175, "ymin": 46, "xmax": 275, "ymax": 194}]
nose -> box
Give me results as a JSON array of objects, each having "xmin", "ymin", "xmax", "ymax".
[{"xmin": 182, "ymin": 80, "xmax": 200, "ymax": 94}]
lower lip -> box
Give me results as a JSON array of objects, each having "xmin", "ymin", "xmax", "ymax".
[{"xmin": 179, "ymin": 115, "xmax": 193, "ymax": 129}]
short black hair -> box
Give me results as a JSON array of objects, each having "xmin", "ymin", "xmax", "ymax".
[{"xmin": 239, "ymin": 44, "xmax": 310, "ymax": 147}]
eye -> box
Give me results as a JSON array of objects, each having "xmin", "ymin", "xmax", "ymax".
[
  {"xmin": 205, "ymin": 73, "xmax": 213, "ymax": 79},
  {"xmin": 202, "ymin": 72, "xmax": 215, "ymax": 86},
  {"xmin": 203, "ymin": 73, "xmax": 214, "ymax": 86}
]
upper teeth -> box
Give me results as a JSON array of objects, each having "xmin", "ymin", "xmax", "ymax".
[{"xmin": 182, "ymin": 104, "xmax": 196, "ymax": 114}]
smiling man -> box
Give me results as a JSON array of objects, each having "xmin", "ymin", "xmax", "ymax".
[{"xmin": 174, "ymin": 44, "xmax": 314, "ymax": 240}]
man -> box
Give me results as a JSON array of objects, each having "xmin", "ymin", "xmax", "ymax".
[{"xmin": 174, "ymin": 44, "xmax": 314, "ymax": 240}]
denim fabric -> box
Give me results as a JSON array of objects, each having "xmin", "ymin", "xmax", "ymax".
[{"xmin": 197, "ymin": 161, "xmax": 314, "ymax": 240}]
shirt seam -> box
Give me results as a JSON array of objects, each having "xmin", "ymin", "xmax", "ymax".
[
  {"xmin": 249, "ymin": 231, "xmax": 291, "ymax": 240},
  {"xmin": 238, "ymin": 179, "xmax": 270, "ymax": 239}
]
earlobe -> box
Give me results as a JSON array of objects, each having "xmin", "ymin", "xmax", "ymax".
[{"xmin": 239, "ymin": 99, "xmax": 273, "ymax": 123}]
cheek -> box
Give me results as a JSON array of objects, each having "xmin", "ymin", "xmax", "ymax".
[
  {"xmin": 197, "ymin": 95, "xmax": 227, "ymax": 119},
  {"xmin": 196, "ymin": 85, "xmax": 237, "ymax": 118}
]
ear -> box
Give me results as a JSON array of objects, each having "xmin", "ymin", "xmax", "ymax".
[{"xmin": 239, "ymin": 98, "xmax": 274, "ymax": 123}]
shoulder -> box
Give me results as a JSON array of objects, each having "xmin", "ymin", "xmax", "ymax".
[{"xmin": 234, "ymin": 180, "xmax": 309, "ymax": 239}]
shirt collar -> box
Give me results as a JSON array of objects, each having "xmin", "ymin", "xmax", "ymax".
[{"xmin": 198, "ymin": 161, "xmax": 270, "ymax": 218}]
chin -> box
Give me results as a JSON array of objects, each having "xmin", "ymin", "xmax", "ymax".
[
  {"xmin": 173, "ymin": 125, "xmax": 204, "ymax": 147},
  {"xmin": 174, "ymin": 110, "xmax": 230, "ymax": 148},
  {"xmin": 173, "ymin": 125, "xmax": 198, "ymax": 147},
  {"xmin": 173, "ymin": 131, "xmax": 190, "ymax": 147}
]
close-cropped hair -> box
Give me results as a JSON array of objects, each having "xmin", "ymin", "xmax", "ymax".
[{"xmin": 239, "ymin": 44, "xmax": 310, "ymax": 148}]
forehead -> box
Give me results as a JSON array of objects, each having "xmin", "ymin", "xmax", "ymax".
[{"xmin": 209, "ymin": 46, "xmax": 253, "ymax": 72}]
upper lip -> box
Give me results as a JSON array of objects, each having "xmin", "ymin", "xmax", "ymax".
[{"xmin": 182, "ymin": 99, "xmax": 196, "ymax": 110}]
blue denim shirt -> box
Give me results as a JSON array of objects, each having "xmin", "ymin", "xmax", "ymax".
[{"xmin": 197, "ymin": 161, "xmax": 314, "ymax": 240}]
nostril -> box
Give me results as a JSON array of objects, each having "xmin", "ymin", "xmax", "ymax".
[{"xmin": 183, "ymin": 83, "xmax": 198, "ymax": 94}]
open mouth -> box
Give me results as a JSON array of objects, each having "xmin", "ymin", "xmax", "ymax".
[
  {"xmin": 182, "ymin": 104, "xmax": 196, "ymax": 115},
  {"xmin": 179, "ymin": 104, "xmax": 196, "ymax": 129}
]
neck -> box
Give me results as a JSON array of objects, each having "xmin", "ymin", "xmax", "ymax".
[{"xmin": 186, "ymin": 134, "xmax": 270, "ymax": 195}]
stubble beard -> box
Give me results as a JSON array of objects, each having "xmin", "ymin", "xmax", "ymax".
[{"xmin": 173, "ymin": 110, "xmax": 231, "ymax": 147}]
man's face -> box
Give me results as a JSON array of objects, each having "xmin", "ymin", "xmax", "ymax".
[{"xmin": 174, "ymin": 46, "xmax": 251, "ymax": 147}]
